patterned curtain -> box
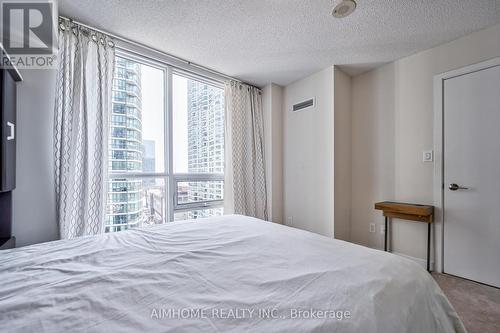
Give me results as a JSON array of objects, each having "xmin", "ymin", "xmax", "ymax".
[
  {"xmin": 224, "ymin": 81, "xmax": 268, "ymax": 220},
  {"xmin": 54, "ymin": 20, "xmax": 115, "ymax": 239}
]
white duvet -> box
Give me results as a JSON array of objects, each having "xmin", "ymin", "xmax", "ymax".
[{"xmin": 0, "ymin": 215, "xmax": 465, "ymax": 333}]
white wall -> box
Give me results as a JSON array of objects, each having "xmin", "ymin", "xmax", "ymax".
[
  {"xmin": 283, "ymin": 67, "xmax": 334, "ymax": 237},
  {"xmin": 333, "ymin": 68, "xmax": 351, "ymax": 241},
  {"xmin": 12, "ymin": 69, "xmax": 59, "ymax": 247},
  {"xmin": 263, "ymin": 83, "xmax": 284, "ymax": 224},
  {"xmin": 351, "ymin": 64, "xmax": 396, "ymax": 249},
  {"xmin": 350, "ymin": 23, "xmax": 500, "ymax": 260}
]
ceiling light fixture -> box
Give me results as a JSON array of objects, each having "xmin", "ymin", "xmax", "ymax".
[{"xmin": 332, "ymin": 0, "xmax": 357, "ymax": 18}]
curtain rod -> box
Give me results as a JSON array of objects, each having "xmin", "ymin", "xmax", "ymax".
[{"xmin": 58, "ymin": 16, "xmax": 256, "ymax": 87}]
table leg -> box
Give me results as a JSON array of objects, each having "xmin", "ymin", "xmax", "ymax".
[
  {"xmin": 427, "ymin": 223, "xmax": 431, "ymax": 272},
  {"xmin": 384, "ymin": 216, "xmax": 388, "ymax": 252}
]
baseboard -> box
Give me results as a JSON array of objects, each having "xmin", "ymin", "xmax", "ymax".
[{"xmin": 344, "ymin": 240, "xmax": 435, "ymax": 271}]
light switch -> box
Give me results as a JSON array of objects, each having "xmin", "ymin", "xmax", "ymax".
[{"xmin": 423, "ymin": 150, "xmax": 433, "ymax": 162}]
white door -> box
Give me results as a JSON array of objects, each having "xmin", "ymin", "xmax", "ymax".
[{"xmin": 443, "ymin": 63, "xmax": 500, "ymax": 287}]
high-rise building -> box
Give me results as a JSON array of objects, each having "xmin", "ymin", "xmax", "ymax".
[
  {"xmin": 185, "ymin": 80, "xmax": 225, "ymax": 219},
  {"xmin": 142, "ymin": 139, "xmax": 156, "ymax": 189},
  {"xmin": 106, "ymin": 57, "xmax": 144, "ymax": 232},
  {"xmin": 142, "ymin": 140, "xmax": 156, "ymax": 173},
  {"xmin": 141, "ymin": 139, "xmax": 165, "ymax": 226}
]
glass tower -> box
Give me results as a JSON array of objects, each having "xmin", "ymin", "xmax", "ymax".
[
  {"xmin": 185, "ymin": 80, "xmax": 225, "ymax": 219},
  {"xmin": 106, "ymin": 57, "xmax": 144, "ymax": 232}
]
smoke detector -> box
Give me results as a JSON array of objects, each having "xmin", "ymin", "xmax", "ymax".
[{"xmin": 332, "ymin": 0, "xmax": 357, "ymax": 18}]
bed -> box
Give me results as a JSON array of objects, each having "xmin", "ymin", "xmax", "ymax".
[{"xmin": 0, "ymin": 215, "xmax": 465, "ymax": 333}]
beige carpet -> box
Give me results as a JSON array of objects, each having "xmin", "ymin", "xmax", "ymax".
[{"xmin": 432, "ymin": 273, "xmax": 500, "ymax": 333}]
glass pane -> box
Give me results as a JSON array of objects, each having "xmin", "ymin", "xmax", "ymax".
[
  {"xmin": 174, "ymin": 208, "xmax": 224, "ymax": 221},
  {"xmin": 177, "ymin": 180, "xmax": 224, "ymax": 205},
  {"xmin": 105, "ymin": 177, "xmax": 166, "ymax": 232},
  {"xmin": 110, "ymin": 56, "xmax": 165, "ymax": 174},
  {"xmin": 172, "ymin": 74, "xmax": 225, "ymax": 173}
]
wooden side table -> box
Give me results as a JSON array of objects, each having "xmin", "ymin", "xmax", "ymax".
[{"xmin": 375, "ymin": 202, "xmax": 434, "ymax": 272}]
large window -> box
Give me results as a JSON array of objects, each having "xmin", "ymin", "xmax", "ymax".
[{"xmin": 105, "ymin": 53, "xmax": 224, "ymax": 232}]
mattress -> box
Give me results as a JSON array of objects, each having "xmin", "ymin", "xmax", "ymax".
[{"xmin": 0, "ymin": 215, "xmax": 465, "ymax": 332}]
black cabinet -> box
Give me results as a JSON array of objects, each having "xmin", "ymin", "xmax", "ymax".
[
  {"xmin": 0, "ymin": 48, "xmax": 22, "ymax": 242},
  {"xmin": 0, "ymin": 191, "xmax": 12, "ymax": 239},
  {"xmin": 0, "ymin": 67, "xmax": 20, "ymax": 191},
  {"xmin": 0, "ymin": 236, "xmax": 15, "ymax": 250}
]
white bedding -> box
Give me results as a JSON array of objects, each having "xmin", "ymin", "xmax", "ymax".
[{"xmin": 0, "ymin": 215, "xmax": 465, "ymax": 333}]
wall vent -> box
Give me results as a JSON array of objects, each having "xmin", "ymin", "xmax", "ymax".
[{"xmin": 292, "ymin": 98, "xmax": 315, "ymax": 112}]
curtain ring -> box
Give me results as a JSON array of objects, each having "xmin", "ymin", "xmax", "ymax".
[
  {"xmin": 59, "ymin": 22, "xmax": 66, "ymax": 31},
  {"xmin": 91, "ymin": 34, "xmax": 98, "ymax": 43},
  {"xmin": 108, "ymin": 40, "xmax": 115, "ymax": 48},
  {"xmin": 100, "ymin": 37, "xmax": 105, "ymax": 45}
]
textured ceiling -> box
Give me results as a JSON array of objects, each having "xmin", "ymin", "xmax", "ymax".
[{"xmin": 59, "ymin": 0, "xmax": 500, "ymax": 87}]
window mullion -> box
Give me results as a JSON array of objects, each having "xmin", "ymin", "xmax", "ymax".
[
  {"xmin": 109, "ymin": 172, "xmax": 168, "ymax": 178},
  {"xmin": 166, "ymin": 65, "xmax": 175, "ymax": 222},
  {"xmin": 173, "ymin": 173, "xmax": 224, "ymax": 182}
]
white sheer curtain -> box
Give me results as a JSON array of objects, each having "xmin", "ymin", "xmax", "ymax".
[
  {"xmin": 224, "ymin": 81, "xmax": 268, "ymax": 220},
  {"xmin": 54, "ymin": 20, "xmax": 115, "ymax": 239}
]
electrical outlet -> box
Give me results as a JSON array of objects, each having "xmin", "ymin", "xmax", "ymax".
[
  {"xmin": 369, "ymin": 223, "xmax": 376, "ymax": 233},
  {"xmin": 380, "ymin": 225, "xmax": 386, "ymax": 234},
  {"xmin": 287, "ymin": 216, "xmax": 293, "ymax": 225},
  {"xmin": 423, "ymin": 150, "xmax": 433, "ymax": 162}
]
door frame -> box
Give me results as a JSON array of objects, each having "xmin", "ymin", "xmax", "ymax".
[{"xmin": 433, "ymin": 56, "xmax": 500, "ymax": 273}]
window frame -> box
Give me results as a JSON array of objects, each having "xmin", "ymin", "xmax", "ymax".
[
  {"xmin": 173, "ymin": 173, "xmax": 224, "ymax": 211},
  {"xmin": 108, "ymin": 49, "xmax": 225, "ymax": 224}
]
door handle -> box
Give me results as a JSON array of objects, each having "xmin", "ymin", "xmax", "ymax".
[
  {"xmin": 7, "ymin": 122, "xmax": 15, "ymax": 141},
  {"xmin": 449, "ymin": 183, "xmax": 468, "ymax": 191}
]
